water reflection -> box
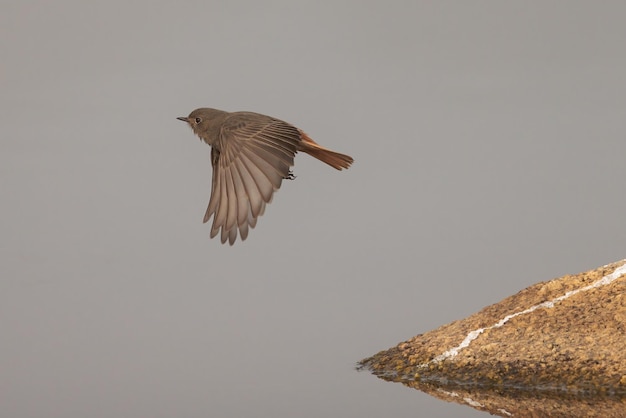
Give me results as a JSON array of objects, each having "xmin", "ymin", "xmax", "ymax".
[{"xmin": 359, "ymin": 369, "xmax": 626, "ymax": 417}]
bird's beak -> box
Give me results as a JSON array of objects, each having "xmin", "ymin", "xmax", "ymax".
[{"xmin": 176, "ymin": 116, "xmax": 189, "ymax": 122}]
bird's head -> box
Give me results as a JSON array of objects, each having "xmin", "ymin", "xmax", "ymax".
[{"xmin": 176, "ymin": 108, "xmax": 214, "ymax": 138}]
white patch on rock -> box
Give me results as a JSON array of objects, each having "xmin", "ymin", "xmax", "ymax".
[{"xmin": 426, "ymin": 261, "xmax": 626, "ymax": 365}]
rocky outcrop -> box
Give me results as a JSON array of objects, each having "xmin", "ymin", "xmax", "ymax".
[{"xmin": 359, "ymin": 260, "xmax": 626, "ymax": 416}]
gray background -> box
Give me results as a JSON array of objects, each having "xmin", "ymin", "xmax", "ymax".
[{"xmin": 2, "ymin": 1, "xmax": 625, "ymax": 417}]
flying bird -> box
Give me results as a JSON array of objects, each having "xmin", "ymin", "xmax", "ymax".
[{"xmin": 177, "ymin": 108, "xmax": 353, "ymax": 245}]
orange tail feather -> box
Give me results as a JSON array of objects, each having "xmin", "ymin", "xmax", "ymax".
[{"xmin": 298, "ymin": 132, "xmax": 353, "ymax": 170}]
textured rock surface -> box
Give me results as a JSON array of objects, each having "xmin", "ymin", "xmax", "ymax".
[{"xmin": 359, "ymin": 260, "xmax": 626, "ymax": 412}]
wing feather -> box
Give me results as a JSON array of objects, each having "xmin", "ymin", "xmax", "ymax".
[
  {"xmin": 223, "ymin": 165, "xmax": 238, "ymax": 232},
  {"xmin": 229, "ymin": 161, "xmax": 250, "ymax": 228},
  {"xmin": 233, "ymin": 158, "xmax": 264, "ymax": 219},
  {"xmin": 211, "ymin": 169, "xmax": 229, "ymax": 239},
  {"xmin": 238, "ymin": 150, "xmax": 278, "ymax": 201},
  {"xmin": 203, "ymin": 148, "xmax": 221, "ymax": 223},
  {"xmin": 203, "ymin": 112, "xmax": 301, "ymax": 244}
]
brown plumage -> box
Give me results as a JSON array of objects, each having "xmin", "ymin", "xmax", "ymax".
[{"xmin": 177, "ymin": 108, "xmax": 353, "ymax": 245}]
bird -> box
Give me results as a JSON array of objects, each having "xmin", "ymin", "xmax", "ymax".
[{"xmin": 177, "ymin": 108, "xmax": 353, "ymax": 245}]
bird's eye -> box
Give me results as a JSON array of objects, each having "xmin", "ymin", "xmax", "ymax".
[{"xmin": 195, "ymin": 117, "xmax": 202, "ymax": 124}]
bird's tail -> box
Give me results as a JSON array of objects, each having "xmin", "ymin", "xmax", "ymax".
[{"xmin": 298, "ymin": 132, "xmax": 354, "ymax": 170}]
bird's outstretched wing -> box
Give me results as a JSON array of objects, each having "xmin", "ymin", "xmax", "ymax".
[{"xmin": 204, "ymin": 112, "xmax": 300, "ymax": 245}]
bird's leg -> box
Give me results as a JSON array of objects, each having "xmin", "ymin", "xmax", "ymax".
[{"xmin": 284, "ymin": 170, "xmax": 296, "ymax": 180}]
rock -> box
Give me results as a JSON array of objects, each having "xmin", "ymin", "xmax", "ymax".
[{"xmin": 358, "ymin": 260, "xmax": 626, "ymax": 416}]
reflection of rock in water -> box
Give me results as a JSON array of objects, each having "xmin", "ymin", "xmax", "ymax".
[
  {"xmin": 398, "ymin": 380, "xmax": 626, "ymax": 418},
  {"xmin": 358, "ymin": 260, "xmax": 626, "ymax": 417}
]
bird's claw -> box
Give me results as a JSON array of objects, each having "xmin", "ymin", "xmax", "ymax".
[{"xmin": 284, "ymin": 171, "xmax": 296, "ymax": 180}]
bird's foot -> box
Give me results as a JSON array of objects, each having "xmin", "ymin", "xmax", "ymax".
[{"xmin": 284, "ymin": 171, "xmax": 296, "ymax": 180}]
